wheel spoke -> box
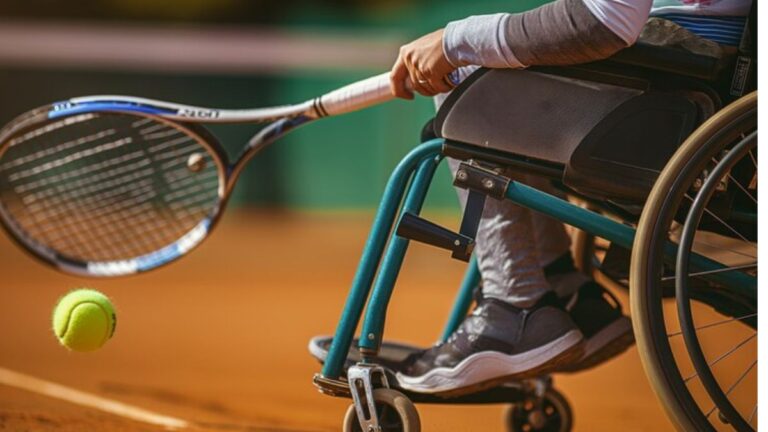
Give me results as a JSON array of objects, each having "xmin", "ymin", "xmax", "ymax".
[
  {"xmin": 688, "ymin": 237, "xmax": 757, "ymax": 260},
  {"xmin": 710, "ymin": 156, "xmax": 758, "ymax": 205},
  {"xmin": 662, "ymin": 262, "xmax": 757, "ymax": 281},
  {"xmin": 748, "ymin": 149, "xmax": 757, "ymax": 169},
  {"xmin": 748, "ymin": 404, "xmax": 757, "ymax": 424},
  {"xmin": 705, "ymin": 405, "xmax": 718, "ymax": 419},
  {"xmin": 669, "ymin": 314, "xmax": 757, "ymax": 338},
  {"xmin": 683, "ymin": 333, "xmax": 756, "ymax": 383},
  {"xmin": 703, "ymin": 359, "xmax": 757, "ymax": 418},
  {"xmin": 698, "ymin": 208, "xmax": 752, "ymax": 244},
  {"xmin": 686, "ymin": 193, "xmax": 755, "ymax": 245},
  {"xmin": 674, "ymin": 234, "xmax": 757, "ymax": 260},
  {"xmin": 726, "ymin": 172, "xmax": 758, "ymax": 205},
  {"xmin": 725, "ymin": 359, "xmax": 756, "ymax": 397}
]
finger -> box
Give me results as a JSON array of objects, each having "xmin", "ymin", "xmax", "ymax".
[
  {"xmin": 415, "ymin": 68, "xmax": 441, "ymax": 96},
  {"xmin": 407, "ymin": 63, "xmax": 432, "ymax": 96},
  {"xmin": 429, "ymin": 75, "xmax": 452, "ymax": 94},
  {"xmin": 390, "ymin": 57, "xmax": 413, "ymax": 100}
]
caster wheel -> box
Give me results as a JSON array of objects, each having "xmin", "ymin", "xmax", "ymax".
[
  {"xmin": 504, "ymin": 389, "xmax": 572, "ymax": 432},
  {"xmin": 342, "ymin": 388, "xmax": 420, "ymax": 432}
]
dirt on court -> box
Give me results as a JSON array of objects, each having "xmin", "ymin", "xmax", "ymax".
[{"xmin": 0, "ymin": 210, "xmax": 677, "ymax": 431}]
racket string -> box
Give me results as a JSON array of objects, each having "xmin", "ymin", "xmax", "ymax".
[
  {"xmin": 18, "ymin": 163, "xmax": 217, "ymax": 259},
  {"xmin": 9, "ymin": 113, "xmax": 99, "ymax": 148},
  {"xmin": 0, "ymin": 112, "xmax": 223, "ymax": 265}
]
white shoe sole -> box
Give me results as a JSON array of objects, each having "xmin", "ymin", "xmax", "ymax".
[{"xmin": 396, "ymin": 330, "xmax": 583, "ymax": 395}]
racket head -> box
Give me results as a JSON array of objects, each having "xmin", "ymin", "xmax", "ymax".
[{"xmin": 0, "ymin": 101, "xmax": 230, "ymax": 276}]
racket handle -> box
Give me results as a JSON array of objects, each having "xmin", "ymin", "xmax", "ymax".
[
  {"xmin": 317, "ymin": 70, "xmax": 460, "ymax": 117},
  {"xmin": 317, "ymin": 72, "xmax": 396, "ymax": 117}
]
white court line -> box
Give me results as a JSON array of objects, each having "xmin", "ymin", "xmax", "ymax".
[{"xmin": 0, "ymin": 366, "xmax": 189, "ymax": 430}]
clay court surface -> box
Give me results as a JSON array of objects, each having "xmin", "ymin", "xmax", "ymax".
[{"xmin": 0, "ymin": 210, "xmax": 683, "ymax": 431}]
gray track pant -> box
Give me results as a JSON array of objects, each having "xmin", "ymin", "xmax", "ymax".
[{"xmin": 437, "ymin": 69, "xmax": 572, "ymax": 308}]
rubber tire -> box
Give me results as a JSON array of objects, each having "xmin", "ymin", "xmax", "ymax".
[
  {"xmin": 630, "ymin": 92, "xmax": 756, "ymax": 431},
  {"xmin": 504, "ymin": 389, "xmax": 573, "ymax": 432},
  {"xmin": 342, "ymin": 388, "xmax": 421, "ymax": 432}
]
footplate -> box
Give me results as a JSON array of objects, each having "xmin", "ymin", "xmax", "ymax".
[{"xmin": 313, "ymin": 373, "xmax": 351, "ymax": 398}]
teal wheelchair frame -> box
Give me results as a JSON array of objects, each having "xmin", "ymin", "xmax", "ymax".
[{"xmin": 317, "ymin": 137, "xmax": 756, "ymax": 382}]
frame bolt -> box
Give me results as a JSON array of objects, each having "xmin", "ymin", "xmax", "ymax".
[
  {"xmin": 456, "ymin": 170, "xmax": 468, "ymax": 181},
  {"xmin": 367, "ymin": 333, "xmax": 375, "ymax": 340},
  {"xmin": 483, "ymin": 178, "xmax": 495, "ymax": 189}
]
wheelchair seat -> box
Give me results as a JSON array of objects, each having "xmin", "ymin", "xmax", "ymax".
[
  {"xmin": 435, "ymin": 18, "xmax": 741, "ymax": 202},
  {"xmin": 436, "ymin": 66, "xmax": 704, "ymax": 201},
  {"xmin": 436, "ymin": 36, "xmax": 741, "ymax": 201}
]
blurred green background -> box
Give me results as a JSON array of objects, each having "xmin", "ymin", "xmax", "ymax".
[{"xmin": 0, "ymin": 0, "xmax": 547, "ymax": 210}]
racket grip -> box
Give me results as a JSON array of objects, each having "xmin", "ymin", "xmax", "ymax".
[
  {"xmin": 317, "ymin": 70, "xmax": 461, "ymax": 117},
  {"xmin": 317, "ymin": 72, "xmax": 396, "ymax": 117}
]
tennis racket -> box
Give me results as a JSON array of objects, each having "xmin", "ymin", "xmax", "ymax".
[{"xmin": 0, "ymin": 72, "xmax": 412, "ymax": 277}]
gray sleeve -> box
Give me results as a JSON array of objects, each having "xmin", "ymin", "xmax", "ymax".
[{"xmin": 443, "ymin": 0, "xmax": 631, "ymax": 69}]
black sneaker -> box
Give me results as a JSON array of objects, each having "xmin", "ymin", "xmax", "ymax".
[
  {"xmin": 543, "ymin": 253, "xmax": 634, "ymax": 372},
  {"xmin": 557, "ymin": 281, "xmax": 634, "ymax": 372},
  {"xmin": 395, "ymin": 293, "xmax": 583, "ymax": 396}
]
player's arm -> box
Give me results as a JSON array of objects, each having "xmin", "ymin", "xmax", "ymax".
[{"xmin": 391, "ymin": 0, "xmax": 652, "ymax": 98}]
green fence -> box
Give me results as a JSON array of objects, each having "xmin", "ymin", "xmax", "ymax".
[{"xmin": 0, "ymin": 0, "xmax": 549, "ymax": 210}]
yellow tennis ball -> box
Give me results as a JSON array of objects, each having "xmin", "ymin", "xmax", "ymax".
[{"xmin": 52, "ymin": 289, "xmax": 116, "ymax": 352}]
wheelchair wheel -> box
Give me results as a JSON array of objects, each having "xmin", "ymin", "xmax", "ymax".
[
  {"xmin": 504, "ymin": 388, "xmax": 573, "ymax": 432},
  {"xmin": 631, "ymin": 92, "xmax": 757, "ymax": 431},
  {"xmin": 342, "ymin": 388, "xmax": 420, "ymax": 432}
]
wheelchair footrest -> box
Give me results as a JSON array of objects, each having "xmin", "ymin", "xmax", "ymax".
[{"xmin": 396, "ymin": 212, "xmax": 474, "ymax": 261}]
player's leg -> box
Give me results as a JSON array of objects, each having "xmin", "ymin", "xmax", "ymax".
[
  {"xmin": 396, "ymin": 164, "xmax": 583, "ymax": 395},
  {"xmin": 526, "ymin": 175, "xmax": 634, "ymax": 372}
]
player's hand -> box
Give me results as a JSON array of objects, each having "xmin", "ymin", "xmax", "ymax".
[{"xmin": 390, "ymin": 29, "xmax": 456, "ymax": 99}]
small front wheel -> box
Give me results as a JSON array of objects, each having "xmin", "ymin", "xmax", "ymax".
[
  {"xmin": 504, "ymin": 388, "xmax": 573, "ymax": 432},
  {"xmin": 342, "ymin": 388, "xmax": 420, "ymax": 432}
]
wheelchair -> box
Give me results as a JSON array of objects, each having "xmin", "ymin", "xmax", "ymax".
[{"xmin": 310, "ymin": 17, "xmax": 757, "ymax": 432}]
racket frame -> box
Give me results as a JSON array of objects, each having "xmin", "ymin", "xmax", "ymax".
[{"xmin": 0, "ymin": 69, "xmax": 396, "ymax": 276}]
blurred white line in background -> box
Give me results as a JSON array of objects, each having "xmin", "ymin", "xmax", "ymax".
[
  {"xmin": 0, "ymin": 366, "xmax": 190, "ymax": 430},
  {"xmin": 0, "ymin": 20, "xmax": 403, "ymax": 74}
]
